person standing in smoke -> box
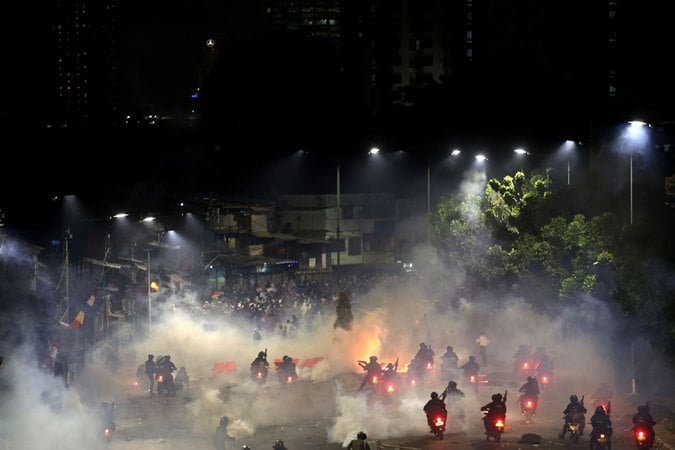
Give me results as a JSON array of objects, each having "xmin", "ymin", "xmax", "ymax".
[
  {"xmin": 476, "ymin": 331, "xmax": 490, "ymax": 366},
  {"xmin": 334, "ymin": 291, "xmax": 353, "ymax": 331},
  {"xmin": 144, "ymin": 354, "xmax": 156, "ymax": 395},
  {"xmin": 347, "ymin": 431, "xmax": 371, "ymax": 450},
  {"xmin": 213, "ymin": 416, "xmax": 235, "ymax": 450}
]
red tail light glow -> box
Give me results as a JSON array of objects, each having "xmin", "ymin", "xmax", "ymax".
[
  {"xmin": 426, "ymin": 363, "xmax": 433, "ymax": 370},
  {"xmin": 256, "ymin": 372, "xmax": 263, "ymax": 379},
  {"xmin": 636, "ymin": 431, "xmax": 646, "ymax": 441},
  {"xmin": 371, "ymin": 376, "xmax": 379, "ymax": 384},
  {"xmin": 526, "ymin": 401, "xmax": 533, "ymax": 408},
  {"xmin": 541, "ymin": 376, "xmax": 548, "ymax": 383},
  {"xmin": 495, "ymin": 419, "xmax": 504, "ymax": 428},
  {"xmin": 470, "ymin": 375, "xmax": 476, "ymax": 383},
  {"xmin": 286, "ymin": 376, "xmax": 293, "ymax": 384},
  {"xmin": 386, "ymin": 384, "xmax": 394, "ymax": 393},
  {"xmin": 157, "ymin": 375, "xmax": 164, "ymax": 382},
  {"xmin": 434, "ymin": 417, "xmax": 445, "ymax": 426}
]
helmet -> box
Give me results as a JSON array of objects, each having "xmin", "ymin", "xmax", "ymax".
[
  {"xmin": 449, "ymin": 381, "xmax": 457, "ymax": 388},
  {"xmin": 219, "ymin": 416, "xmax": 229, "ymax": 426},
  {"xmin": 273, "ymin": 439, "xmax": 285, "ymax": 449},
  {"xmin": 491, "ymin": 394, "xmax": 500, "ymax": 401},
  {"xmin": 431, "ymin": 391, "xmax": 439, "ymax": 399},
  {"xmin": 469, "ymin": 355, "xmax": 475, "ymax": 361},
  {"xmin": 148, "ymin": 354, "xmax": 154, "ymax": 359},
  {"xmin": 369, "ymin": 356, "xmax": 377, "ymax": 361},
  {"xmin": 283, "ymin": 355, "xmax": 291, "ymax": 361},
  {"xmin": 570, "ymin": 395, "xmax": 578, "ymax": 403},
  {"xmin": 420, "ymin": 343, "xmax": 427, "ymax": 348},
  {"xmin": 258, "ymin": 351, "xmax": 265, "ymax": 358},
  {"xmin": 527, "ymin": 376, "xmax": 535, "ymax": 382},
  {"xmin": 595, "ymin": 406, "xmax": 605, "ymax": 414},
  {"xmin": 447, "ymin": 346, "xmax": 453, "ymax": 351},
  {"xmin": 386, "ymin": 363, "xmax": 394, "ymax": 369},
  {"xmin": 357, "ymin": 431, "xmax": 367, "ymax": 440}
]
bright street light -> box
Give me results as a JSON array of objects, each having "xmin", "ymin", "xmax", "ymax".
[
  {"xmin": 513, "ymin": 148, "xmax": 528, "ymax": 172},
  {"xmin": 368, "ymin": 147, "xmax": 380, "ymax": 155},
  {"xmin": 625, "ymin": 120, "xmax": 650, "ymax": 225}
]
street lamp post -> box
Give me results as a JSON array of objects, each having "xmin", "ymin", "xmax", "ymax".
[
  {"xmin": 626, "ymin": 120, "xmax": 649, "ymax": 225},
  {"xmin": 336, "ymin": 164, "xmax": 341, "ymax": 287},
  {"xmin": 514, "ymin": 148, "xmax": 528, "ymax": 172},
  {"xmin": 147, "ymin": 249, "xmax": 151, "ymax": 330}
]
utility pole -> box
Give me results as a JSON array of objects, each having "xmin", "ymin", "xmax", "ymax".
[
  {"xmin": 336, "ymin": 164, "xmax": 341, "ymax": 287},
  {"xmin": 147, "ymin": 249, "xmax": 151, "ymax": 331}
]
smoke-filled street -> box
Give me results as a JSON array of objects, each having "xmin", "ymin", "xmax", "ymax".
[{"xmin": 2, "ymin": 270, "xmax": 673, "ymax": 450}]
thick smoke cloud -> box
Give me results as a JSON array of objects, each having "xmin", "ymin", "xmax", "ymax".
[{"xmin": 1, "ymin": 164, "xmax": 673, "ymax": 449}]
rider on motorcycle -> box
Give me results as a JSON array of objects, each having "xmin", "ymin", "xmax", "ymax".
[
  {"xmin": 99, "ymin": 401, "xmax": 116, "ymax": 431},
  {"xmin": 560, "ymin": 394, "xmax": 587, "ymax": 438},
  {"xmin": 592, "ymin": 382, "xmax": 613, "ymax": 409},
  {"xmin": 250, "ymin": 350, "xmax": 269, "ymax": 380},
  {"xmin": 481, "ymin": 393, "xmax": 507, "ymax": 435},
  {"xmin": 589, "ymin": 405, "xmax": 613, "ymax": 450},
  {"xmin": 440, "ymin": 346, "xmax": 459, "ymax": 373},
  {"xmin": 156, "ymin": 355, "xmax": 177, "ymax": 394},
  {"xmin": 415, "ymin": 343, "xmax": 435, "ymax": 369},
  {"xmin": 277, "ymin": 355, "xmax": 297, "ymax": 382},
  {"xmin": 460, "ymin": 356, "xmax": 480, "ymax": 380},
  {"xmin": 423, "ymin": 391, "xmax": 447, "ymax": 429},
  {"xmin": 442, "ymin": 380, "xmax": 465, "ymax": 399},
  {"xmin": 632, "ymin": 404, "xmax": 656, "ymax": 449},
  {"xmin": 518, "ymin": 376, "xmax": 540, "ymax": 414},
  {"xmin": 358, "ymin": 356, "xmax": 383, "ymax": 391},
  {"xmin": 381, "ymin": 361, "xmax": 400, "ymax": 384},
  {"xmin": 513, "ymin": 344, "xmax": 532, "ymax": 375}
]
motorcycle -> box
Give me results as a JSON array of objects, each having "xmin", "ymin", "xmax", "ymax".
[
  {"xmin": 563, "ymin": 412, "xmax": 585, "ymax": 443},
  {"xmin": 251, "ymin": 363, "xmax": 269, "ymax": 384},
  {"xmin": 277, "ymin": 368, "xmax": 298, "ymax": 385},
  {"xmin": 517, "ymin": 359, "xmax": 536, "ymax": 377},
  {"xmin": 633, "ymin": 426, "xmax": 654, "ymax": 450},
  {"xmin": 155, "ymin": 372, "xmax": 172, "ymax": 395},
  {"xmin": 590, "ymin": 429, "xmax": 611, "ymax": 450},
  {"xmin": 519, "ymin": 395, "xmax": 538, "ymax": 422},
  {"xmin": 537, "ymin": 371, "xmax": 553, "ymax": 389},
  {"xmin": 103, "ymin": 424, "xmax": 114, "ymax": 442},
  {"xmin": 428, "ymin": 412, "xmax": 447, "ymax": 440},
  {"xmin": 483, "ymin": 413, "xmax": 506, "ymax": 442}
]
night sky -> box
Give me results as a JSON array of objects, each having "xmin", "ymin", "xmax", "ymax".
[{"xmin": 1, "ymin": 0, "xmax": 674, "ymax": 234}]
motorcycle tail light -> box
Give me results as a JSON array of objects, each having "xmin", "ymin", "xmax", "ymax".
[
  {"xmin": 434, "ymin": 417, "xmax": 445, "ymax": 426},
  {"xmin": 636, "ymin": 431, "xmax": 646, "ymax": 441},
  {"xmin": 386, "ymin": 384, "xmax": 394, "ymax": 393},
  {"xmin": 541, "ymin": 376, "xmax": 548, "ymax": 383},
  {"xmin": 495, "ymin": 419, "xmax": 504, "ymax": 428},
  {"xmin": 104, "ymin": 429, "xmax": 111, "ymax": 437},
  {"xmin": 470, "ymin": 375, "xmax": 476, "ymax": 383},
  {"xmin": 256, "ymin": 372, "xmax": 263, "ymax": 378},
  {"xmin": 372, "ymin": 376, "xmax": 379, "ymax": 384},
  {"xmin": 133, "ymin": 380, "xmax": 139, "ymax": 387},
  {"xmin": 598, "ymin": 434, "xmax": 607, "ymax": 443},
  {"xmin": 410, "ymin": 379, "xmax": 416, "ymax": 386},
  {"xmin": 286, "ymin": 376, "xmax": 293, "ymax": 384},
  {"xmin": 523, "ymin": 362, "xmax": 529, "ymax": 369},
  {"xmin": 526, "ymin": 401, "xmax": 533, "ymax": 408},
  {"xmin": 157, "ymin": 375, "xmax": 164, "ymax": 382},
  {"xmin": 427, "ymin": 363, "xmax": 432, "ymax": 370}
]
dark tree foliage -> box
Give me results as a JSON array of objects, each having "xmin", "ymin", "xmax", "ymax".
[{"xmin": 334, "ymin": 290, "xmax": 353, "ymax": 331}]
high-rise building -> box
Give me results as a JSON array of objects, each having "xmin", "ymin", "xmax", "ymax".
[{"xmin": 47, "ymin": 0, "xmax": 122, "ymax": 128}]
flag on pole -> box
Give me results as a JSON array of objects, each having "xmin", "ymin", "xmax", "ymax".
[{"xmin": 69, "ymin": 291, "xmax": 97, "ymax": 328}]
